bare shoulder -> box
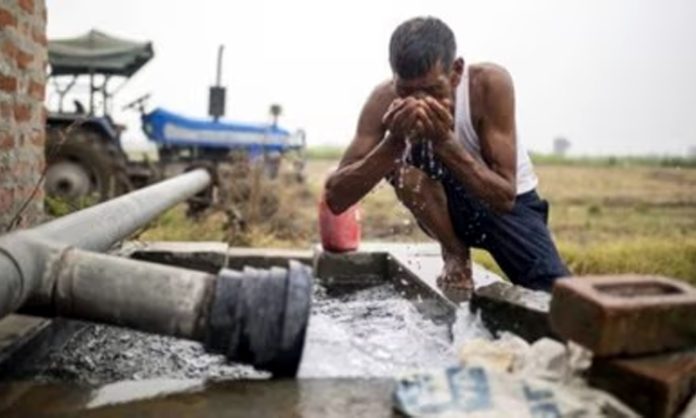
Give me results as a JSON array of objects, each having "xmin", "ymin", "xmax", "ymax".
[
  {"xmin": 366, "ymin": 79, "xmax": 398, "ymax": 111},
  {"xmin": 356, "ymin": 79, "xmax": 397, "ymax": 134},
  {"xmin": 474, "ymin": 63, "xmax": 514, "ymax": 98}
]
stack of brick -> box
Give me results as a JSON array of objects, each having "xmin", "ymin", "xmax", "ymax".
[
  {"xmin": 551, "ymin": 276, "xmax": 696, "ymax": 418},
  {"xmin": 0, "ymin": 0, "xmax": 47, "ymax": 230}
]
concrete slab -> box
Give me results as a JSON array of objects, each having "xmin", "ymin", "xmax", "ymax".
[
  {"xmin": 122, "ymin": 241, "xmax": 313, "ymax": 273},
  {"xmin": 0, "ymin": 315, "xmax": 50, "ymax": 365},
  {"xmin": 365, "ymin": 242, "xmax": 500, "ymax": 296},
  {"xmin": 227, "ymin": 247, "xmax": 313, "ymax": 271},
  {"xmin": 470, "ymin": 282, "xmax": 555, "ymax": 343},
  {"xmin": 122, "ymin": 241, "xmax": 229, "ymax": 273},
  {"xmin": 321, "ymin": 242, "xmax": 555, "ymax": 341},
  {"xmin": 0, "ymin": 316, "xmax": 84, "ymax": 378},
  {"xmin": 0, "ymin": 378, "xmax": 396, "ymax": 417}
]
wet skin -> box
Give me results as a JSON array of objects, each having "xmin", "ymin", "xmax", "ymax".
[{"xmin": 325, "ymin": 58, "xmax": 518, "ymax": 300}]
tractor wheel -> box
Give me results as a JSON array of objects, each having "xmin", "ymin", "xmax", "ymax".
[{"xmin": 45, "ymin": 127, "xmax": 132, "ymax": 210}]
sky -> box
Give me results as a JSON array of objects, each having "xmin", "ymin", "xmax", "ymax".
[{"xmin": 46, "ymin": 0, "xmax": 696, "ymax": 156}]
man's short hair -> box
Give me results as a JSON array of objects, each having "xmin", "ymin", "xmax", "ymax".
[{"xmin": 389, "ymin": 17, "xmax": 456, "ymax": 79}]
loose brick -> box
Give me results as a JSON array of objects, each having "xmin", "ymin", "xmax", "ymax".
[
  {"xmin": 550, "ymin": 275, "xmax": 696, "ymax": 356},
  {"xmin": 0, "ymin": 8, "xmax": 16, "ymax": 27},
  {"xmin": 18, "ymin": 0, "xmax": 34, "ymax": 13},
  {"xmin": 589, "ymin": 350, "xmax": 696, "ymax": 418},
  {"xmin": 0, "ymin": 73, "xmax": 17, "ymax": 93}
]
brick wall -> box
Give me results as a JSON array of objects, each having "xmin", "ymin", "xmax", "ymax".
[{"xmin": 0, "ymin": 0, "xmax": 47, "ymax": 230}]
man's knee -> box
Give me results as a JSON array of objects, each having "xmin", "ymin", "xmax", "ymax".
[{"xmin": 391, "ymin": 165, "xmax": 445, "ymax": 205}]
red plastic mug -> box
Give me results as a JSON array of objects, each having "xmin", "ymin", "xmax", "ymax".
[{"xmin": 318, "ymin": 193, "xmax": 361, "ymax": 253}]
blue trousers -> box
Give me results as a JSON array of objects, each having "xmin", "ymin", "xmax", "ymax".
[{"xmin": 401, "ymin": 143, "xmax": 570, "ymax": 291}]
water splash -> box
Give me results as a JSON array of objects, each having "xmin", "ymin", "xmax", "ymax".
[{"xmin": 298, "ymin": 284, "xmax": 491, "ymax": 378}]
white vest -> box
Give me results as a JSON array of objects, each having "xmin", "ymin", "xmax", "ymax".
[{"xmin": 454, "ymin": 65, "xmax": 538, "ymax": 195}]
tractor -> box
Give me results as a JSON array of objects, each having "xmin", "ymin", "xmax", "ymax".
[
  {"xmin": 45, "ymin": 30, "xmax": 155, "ymax": 207},
  {"xmin": 45, "ymin": 30, "xmax": 306, "ymax": 211}
]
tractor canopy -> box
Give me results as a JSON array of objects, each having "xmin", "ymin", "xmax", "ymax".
[{"xmin": 48, "ymin": 29, "xmax": 154, "ymax": 77}]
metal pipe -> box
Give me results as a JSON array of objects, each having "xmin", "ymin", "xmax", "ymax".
[
  {"xmin": 21, "ymin": 248, "xmax": 216, "ymax": 341},
  {"xmin": 33, "ymin": 168, "xmax": 211, "ymax": 251},
  {"xmin": 0, "ymin": 169, "xmax": 212, "ymax": 318},
  {"xmin": 0, "ymin": 168, "xmax": 313, "ymax": 376},
  {"xmin": 18, "ymin": 248, "xmax": 313, "ymax": 377}
]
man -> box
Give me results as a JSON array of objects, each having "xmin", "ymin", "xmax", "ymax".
[{"xmin": 324, "ymin": 16, "xmax": 569, "ymax": 297}]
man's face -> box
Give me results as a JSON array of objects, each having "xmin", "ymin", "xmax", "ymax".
[{"xmin": 393, "ymin": 58, "xmax": 463, "ymax": 106}]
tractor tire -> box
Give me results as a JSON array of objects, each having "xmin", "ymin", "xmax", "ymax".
[{"xmin": 45, "ymin": 126, "xmax": 132, "ymax": 208}]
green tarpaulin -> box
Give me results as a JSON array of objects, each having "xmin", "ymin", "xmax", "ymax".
[{"xmin": 48, "ymin": 29, "xmax": 153, "ymax": 77}]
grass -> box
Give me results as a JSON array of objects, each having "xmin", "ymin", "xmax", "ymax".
[{"xmin": 140, "ymin": 155, "xmax": 696, "ymax": 286}]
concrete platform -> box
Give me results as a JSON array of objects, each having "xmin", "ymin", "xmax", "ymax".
[{"xmin": 316, "ymin": 242, "xmax": 555, "ymax": 342}]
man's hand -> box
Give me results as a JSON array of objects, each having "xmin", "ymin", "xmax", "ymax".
[
  {"xmin": 420, "ymin": 96, "xmax": 455, "ymax": 144},
  {"xmin": 382, "ymin": 97, "xmax": 424, "ymax": 139}
]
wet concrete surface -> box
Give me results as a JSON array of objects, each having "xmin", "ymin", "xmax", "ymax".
[
  {"xmin": 17, "ymin": 324, "xmax": 264, "ymax": 385},
  {"xmin": 1, "ymin": 378, "xmax": 398, "ymax": 418},
  {"xmin": 12, "ymin": 283, "xmax": 489, "ymax": 384},
  {"xmin": 0, "ymin": 279, "xmax": 492, "ymax": 416}
]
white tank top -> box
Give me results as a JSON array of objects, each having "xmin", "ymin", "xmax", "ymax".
[{"xmin": 454, "ymin": 65, "xmax": 538, "ymax": 195}]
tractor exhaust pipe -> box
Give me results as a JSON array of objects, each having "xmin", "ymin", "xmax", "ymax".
[{"xmin": 0, "ymin": 169, "xmax": 313, "ymax": 376}]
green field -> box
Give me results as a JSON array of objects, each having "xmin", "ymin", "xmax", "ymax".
[{"xmin": 142, "ymin": 153, "xmax": 696, "ymax": 285}]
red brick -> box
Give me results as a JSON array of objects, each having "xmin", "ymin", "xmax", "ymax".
[
  {"xmin": 550, "ymin": 275, "xmax": 696, "ymax": 356},
  {"xmin": 12, "ymin": 161, "xmax": 29, "ymax": 178},
  {"xmin": 589, "ymin": 350, "xmax": 696, "ymax": 418},
  {"xmin": 0, "ymin": 7, "xmax": 16, "ymax": 27},
  {"xmin": 0, "ymin": 73, "xmax": 17, "ymax": 93},
  {"xmin": 0, "ymin": 101, "xmax": 13, "ymax": 119},
  {"xmin": 14, "ymin": 103, "xmax": 31, "ymax": 122},
  {"xmin": 18, "ymin": 0, "xmax": 34, "ymax": 13},
  {"xmin": 27, "ymin": 79, "xmax": 44, "ymax": 100},
  {"xmin": 15, "ymin": 47, "xmax": 33, "ymax": 70},
  {"xmin": 2, "ymin": 40, "xmax": 33, "ymax": 70},
  {"xmin": 0, "ymin": 132, "xmax": 15, "ymax": 149},
  {"xmin": 31, "ymin": 26, "xmax": 47, "ymax": 46},
  {"xmin": 29, "ymin": 130, "xmax": 43, "ymax": 146}
]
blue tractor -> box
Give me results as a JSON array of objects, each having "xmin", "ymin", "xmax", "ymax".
[{"xmin": 45, "ymin": 30, "xmax": 305, "ymax": 208}]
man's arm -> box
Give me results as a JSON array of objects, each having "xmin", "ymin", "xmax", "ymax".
[
  {"xmin": 324, "ymin": 82, "xmax": 404, "ymax": 214},
  {"xmin": 433, "ymin": 66, "xmax": 518, "ymax": 213}
]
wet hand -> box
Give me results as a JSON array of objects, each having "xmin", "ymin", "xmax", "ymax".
[
  {"xmin": 383, "ymin": 97, "xmax": 425, "ymax": 139},
  {"xmin": 420, "ymin": 97, "xmax": 455, "ymax": 144}
]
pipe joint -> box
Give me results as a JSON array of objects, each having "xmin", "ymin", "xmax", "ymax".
[{"xmin": 205, "ymin": 261, "xmax": 313, "ymax": 377}]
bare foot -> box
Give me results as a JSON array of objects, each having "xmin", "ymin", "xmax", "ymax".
[{"xmin": 436, "ymin": 247, "xmax": 474, "ymax": 302}]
